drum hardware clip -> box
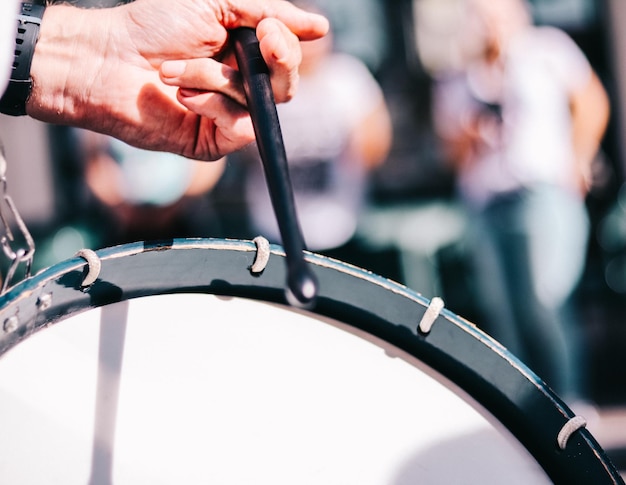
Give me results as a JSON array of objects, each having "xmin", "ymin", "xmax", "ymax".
[
  {"xmin": 232, "ymin": 28, "xmax": 319, "ymax": 308},
  {"xmin": 0, "ymin": 149, "xmax": 35, "ymax": 296}
]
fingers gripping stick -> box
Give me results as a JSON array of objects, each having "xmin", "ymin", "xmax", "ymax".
[{"xmin": 231, "ymin": 28, "xmax": 318, "ymax": 307}]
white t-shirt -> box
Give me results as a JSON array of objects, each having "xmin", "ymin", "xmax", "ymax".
[
  {"xmin": 433, "ymin": 27, "xmax": 592, "ymax": 208},
  {"xmin": 245, "ymin": 52, "xmax": 385, "ymax": 251},
  {"xmin": 0, "ymin": 0, "xmax": 21, "ymax": 96}
]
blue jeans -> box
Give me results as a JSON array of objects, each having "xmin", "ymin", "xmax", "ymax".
[{"xmin": 465, "ymin": 186, "xmax": 590, "ymax": 399}]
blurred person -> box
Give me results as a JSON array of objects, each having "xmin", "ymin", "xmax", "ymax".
[
  {"xmin": 431, "ymin": 0, "xmax": 610, "ymax": 402},
  {"xmin": 240, "ymin": 1, "xmax": 392, "ymax": 260},
  {"xmin": 77, "ymin": 131, "xmax": 226, "ymax": 246}
]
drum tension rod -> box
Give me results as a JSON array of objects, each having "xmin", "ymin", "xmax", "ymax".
[{"xmin": 232, "ymin": 28, "xmax": 319, "ymax": 308}]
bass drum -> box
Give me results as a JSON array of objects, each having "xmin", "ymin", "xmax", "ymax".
[{"xmin": 0, "ymin": 238, "xmax": 621, "ymax": 484}]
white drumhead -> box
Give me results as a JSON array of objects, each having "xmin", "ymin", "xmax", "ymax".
[{"xmin": 0, "ymin": 293, "xmax": 550, "ymax": 484}]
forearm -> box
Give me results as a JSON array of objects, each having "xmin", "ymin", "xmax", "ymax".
[
  {"xmin": 27, "ymin": 3, "xmax": 185, "ymax": 155},
  {"xmin": 351, "ymin": 99, "xmax": 393, "ymax": 170},
  {"xmin": 27, "ymin": 5, "xmax": 122, "ymax": 130},
  {"xmin": 570, "ymin": 72, "xmax": 610, "ymax": 190}
]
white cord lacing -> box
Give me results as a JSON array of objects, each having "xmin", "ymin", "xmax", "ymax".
[
  {"xmin": 557, "ymin": 415, "xmax": 587, "ymax": 450},
  {"xmin": 75, "ymin": 249, "xmax": 101, "ymax": 287},
  {"xmin": 418, "ymin": 297, "xmax": 445, "ymax": 334},
  {"xmin": 251, "ymin": 236, "xmax": 271, "ymax": 274}
]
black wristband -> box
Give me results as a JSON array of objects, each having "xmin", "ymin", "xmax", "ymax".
[{"xmin": 0, "ymin": 1, "xmax": 47, "ymax": 116}]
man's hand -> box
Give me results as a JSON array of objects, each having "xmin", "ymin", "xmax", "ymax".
[{"xmin": 27, "ymin": 0, "xmax": 329, "ymax": 160}]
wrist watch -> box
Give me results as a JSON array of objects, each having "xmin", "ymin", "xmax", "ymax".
[{"xmin": 0, "ymin": 1, "xmax": 47, "ymax": 116}]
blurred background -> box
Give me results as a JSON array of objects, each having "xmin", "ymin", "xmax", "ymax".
[{"xmin": 1, "ymin": 0, "xmax": 626, "ymax": 470}]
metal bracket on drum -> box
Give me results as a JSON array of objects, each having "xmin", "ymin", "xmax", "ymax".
[{"xmin": 0, "ymin": 149, "xmax": 35, "ymax": 295}]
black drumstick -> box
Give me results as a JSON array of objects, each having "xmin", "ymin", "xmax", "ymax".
[{"xmin": 231, "ymin": 27, "xmax": 318, "ymax": 307}]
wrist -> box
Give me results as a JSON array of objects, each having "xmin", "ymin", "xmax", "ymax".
[{"xmin": 27, "ymin": 5, "xmax": 116, "ymax": 127}]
